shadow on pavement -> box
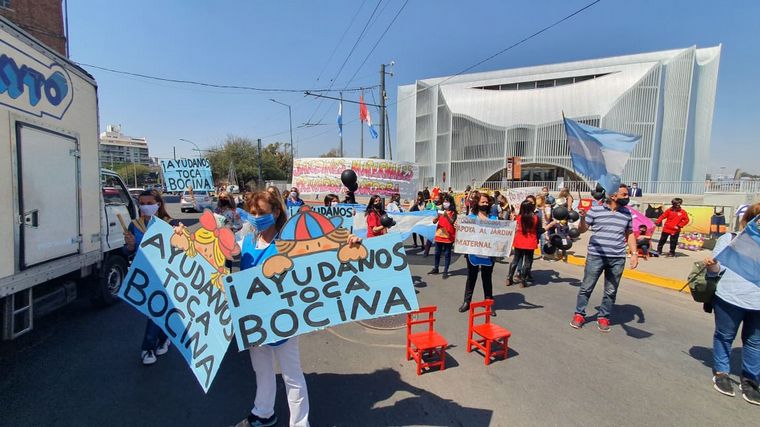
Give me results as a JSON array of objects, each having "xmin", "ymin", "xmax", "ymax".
[
  {"xmin": 688, "ymin": 346, "xmax": 744, "ymax": 378},
  {"xmin": 307, "ymin": 368, "xmax": 491, "ymax": 426},
  {"xmin": 529, "ymin": 269, "xmax": 582, "ymax": 287},
  {"xmin": 612, "ymin": 304, "xmax": 653, "ymax": 339},
  {"xmin": 493, "ymin": 292, "xmax": 544, "ymax": 311}
]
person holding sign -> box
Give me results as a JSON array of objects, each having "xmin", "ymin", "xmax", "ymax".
[
  {"xmin": 323, "ymin": 193, "xmax": 340, "ymax": 207},
  {"xmin": 366, "ymin": 195, "xmax": 388, "ymax": 238},
  {"xmin": 236, "ymin": 191, "xmax": 364, "ymax": 427},
  {"xmin": 123, "ymin": 190, "xmax": 177, "ymax": 365},
  {"xmin": 459, "ymin": 194, "xmax": 498, "ymax": 315},
  {"xmin": 285, "ymin": 187, "xmax": 304, "ymax": 209},
  {"xmin": 506, "ymin": 200, "xmax": 539, "ymax": 287},
  {"xmin": 429, "ymin": 194, "xmax": 457, "ymax": 279}
]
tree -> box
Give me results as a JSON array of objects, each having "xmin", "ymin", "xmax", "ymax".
[
  {"xmin": 320, "ymin": 148, "xmax": 342, "ymax": 158},
  {"xmin": 206, "ymin": 135, "xmax": 293, "ymax": 189},
  {"xmin": 112, "ymin": 163, "xmax": 152, "ymax": 187}
]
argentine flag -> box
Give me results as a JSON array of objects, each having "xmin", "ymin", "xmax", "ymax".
[
  {"xmin": 337, "ymin": 101, "xmax": 343, "ymax": 137},
  {"xmin": 715, "ymin": 215, "xmax": 760, "ymax": 287},
  {"xmin": 563, "ymin": 117, "xmax": 640, "ymax": 194}
]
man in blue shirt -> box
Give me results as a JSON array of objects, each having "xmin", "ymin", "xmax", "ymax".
[{"xmin": 571, "ymin": 184, "xmax": 638, "ymax": 332}]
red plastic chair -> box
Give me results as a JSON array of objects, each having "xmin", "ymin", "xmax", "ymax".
[
  {"xmin": 467, "ymin": 299, "xmax": 512, "ymax": 365},
  {"xmin": 406, "ymin": 306, "xmax": 448, "ymax": 375}
]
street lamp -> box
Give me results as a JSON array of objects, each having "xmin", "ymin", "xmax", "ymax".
[
  {"xmin": 179, "ymin": 138, "xmax": 202, "ymax": 157},
  {"xmin": 269, "ymin": 98, "xmax": 294, "ymax": 182}
]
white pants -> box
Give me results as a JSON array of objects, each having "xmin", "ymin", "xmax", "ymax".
[{"xmin": 249, "ymin": 337, "xmax": 310, "ymax": 427}]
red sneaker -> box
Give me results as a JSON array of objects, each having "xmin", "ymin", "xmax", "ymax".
[
  {"xmin": 570, "ymin": 314, "xmax": 585, "ymax": 329},
  {"xmin": 597, "ymin": 317, "xmax": 611, "ymax": 332}
]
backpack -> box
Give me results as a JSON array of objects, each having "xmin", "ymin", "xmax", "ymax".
[{"xmin": 685, "ymin": 233, "xmax": 734, "ymax": 304}]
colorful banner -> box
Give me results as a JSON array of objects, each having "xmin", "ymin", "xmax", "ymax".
[
  {"xmin": 681, "ymin": 205, "xmax": 714, "ymax": 235},
  {"xmin": 289, "ymin": 204, "xmax": 355, "ymax": 233},
  {"xmin": 223, "ymin": 232, "xmax": 418, "ymax": 349},
  {"xmin": 505, "ymin": 187, "xmax": 542, "ymax": 208},
  {"xmin": 160, "ymin": 158, "xmax": 214, "ymax": 192},
  {"xmin": 292, "ymin": 158, "xmax": 418, "ymax": 198},
  {"xmin": 117, "ymin": 217, "xmax": 233, "ymax": 393},
  {"xmin": 454, "ymin": 216, "xmax": 516, "ymax": 257}
]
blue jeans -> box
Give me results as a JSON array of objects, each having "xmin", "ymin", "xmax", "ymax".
[
  {"xmin": 434, "ymin": 242, "xmax": 453, "ymax": 272},
  {"xmin": 712, "ymin": 296, "xmax": 760, "ymax": 381},
  {"xmin": 575, "ymin": 254, "xmax": 626, "ymax": 318},
  {"xmin": 141, "ymin": 319, "xmax": 168, "ymax": 351}
]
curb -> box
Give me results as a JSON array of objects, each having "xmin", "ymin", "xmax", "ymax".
[{"xmin": 566, "ymin": 254, "xmax": 689, "ymax": 293}]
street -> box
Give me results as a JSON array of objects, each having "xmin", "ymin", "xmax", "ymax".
[{"xmin": 0, "ymin": 202, "xmax": 757, "ymax": 426}]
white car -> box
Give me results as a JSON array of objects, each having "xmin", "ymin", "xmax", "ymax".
[{"xmin": 180, "ymin": 190, "xmax": 213, "ymax": 212}]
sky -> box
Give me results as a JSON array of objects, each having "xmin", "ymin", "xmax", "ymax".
[{"xmin": 67, "ymin": 0, "xmax": 760, "ymax": 175}]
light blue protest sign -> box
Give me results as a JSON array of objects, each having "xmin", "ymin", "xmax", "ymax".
[
  {"xmin": 288, "ymin": 204, "xmax": 355, "ymax": 232},
  {"xmin": 118, "ymin": 217, "xmax": 233, "ymax": 392},
  {"xmin": 222, "ymin": 233, "xmax": 418, "ymax": 349},
  {"xmin": 160, "ymin": 158, "xmax": 214, "ymax": 192},
  {"xmin": 353, "ymin": 208, "xmax": 437, "ymax": 241}
]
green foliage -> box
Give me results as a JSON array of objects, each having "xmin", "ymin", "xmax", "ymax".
[
  {"xmin": 320, "ymin": 148, "xmax": 342, "ymax": 158},
  {"xmin": 206, "ymin": 135, "xmax": 293, "ymax": 188},
  {"xmin": 112, "ymin": 163, "xmax": 153, "ymax": 187}
]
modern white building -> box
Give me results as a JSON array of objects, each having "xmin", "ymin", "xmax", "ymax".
[
  {"xmin": 99, "ymin": 124, "xmax": 151, "ymax": 167},
  {"xmin": 396, "ymin": 46, "xmax": 721, "ymax": 191}
]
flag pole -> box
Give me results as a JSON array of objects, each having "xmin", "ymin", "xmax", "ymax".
[
  {"xmin": 562, "ymin": 112, "xmax": 583, "ymax": 201},
  {"xmin": 360, "ymin": 89, "xmax": 364, "ymax": 158},
  {"xmin": 339, "ymin": 92, "xmax": 344, "ymax": 157}
]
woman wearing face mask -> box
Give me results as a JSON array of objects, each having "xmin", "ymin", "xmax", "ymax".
[
  {"xmin": 323, "ymin": 193, "xmax": 340, "ymax": 207},
  {"xmin": 429, "ymin": 194, "xmax": 457, "ymax": 279},
  {"xmin": 409, "ymin": 192, "xmax": 426, "ymax": 249},
  {"xmin": 460, "ymin": 193, "xmax": 498, "ymax": 315},
  {"xmin": 507, "ymin": 200, "xmax": 539, "ymax": 287},
  {"xmin": 366, "ymin": 195, "xmax": 387, "ymax": 238},
  {"xmin": 214, "ymin": 191, "xmax": 242, "ymax": 233},
  {"xmin": 386, "ymin": 193, "xmax": 403, "ymax": 213},
  {"xmin": 236, "ymin": 191, "xmax": 362, "ymax": 427},
  {"xmin": 123, "ymin": 190, "xmax": 177, "ymax": 365},
  {"xmin": 285, "ymin": 187, "xmax": 304, "ymax": 209}
]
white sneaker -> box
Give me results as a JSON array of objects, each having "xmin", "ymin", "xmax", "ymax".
[
  {"xmin": 156, "ymin": 340, "xmax": 171, "ymax": 356},
  {"xmin": 141, "ymin": 350, "xmax": 157, "ymax": 365}
]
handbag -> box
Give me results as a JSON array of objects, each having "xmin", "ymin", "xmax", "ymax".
[{"xmin": 685, "ymin": 261, "xmax": 723, "ymax": 304}]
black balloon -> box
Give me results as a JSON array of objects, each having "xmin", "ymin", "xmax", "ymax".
[
  {"xmin": 567, "ymin": 210, "xmax": 580, "ymax": 223},
  {"xmin": 543, "ymin": 243, "xmax": 557, "ymax": 255},
  {"xmin": 380, "ymin": 214, "xmax": 396, "ymax": 228},
  {"xmin": 568, "ymin": 228, "xmax": 581, "ymax": 238},
  {"xmin": 550, "ymin": 234, "xmax": 564, "ymax": 247},
  {"xmin": 552, "ymin": 206, "xmax": 569, "ymax": 221},
  {"xmin": 347, "ymin": 182, "xmax": 359, "ymax": 192},
  {"xmin": 341, "ymin": 169, "xmax": 358, "ymax": 187}
]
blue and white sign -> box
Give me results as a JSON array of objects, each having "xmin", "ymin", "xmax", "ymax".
[
  {"xmin": 0, "ymin": 39, "xmax": 73, "ymax": 119},
  {"xmin": 160, "ymin": 158, "xmax": 214, "ymax": 192}
]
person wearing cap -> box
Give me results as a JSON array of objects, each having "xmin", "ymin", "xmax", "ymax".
[{"xmin": 655, "ymin": 198, "xmax": 689, "ymax": 257}]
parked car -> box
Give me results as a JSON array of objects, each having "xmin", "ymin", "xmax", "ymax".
[
  {"xmin": 180, "ymin": 190, "xmax": 213, "ymax": 212},
  {"xmin": 128, "ymin": 188, "xmax": 143, "ymax": 197}
]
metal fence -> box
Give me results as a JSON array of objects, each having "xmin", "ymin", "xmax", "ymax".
[{"xmin": 479, "ymin": 180, "xmax": 760, "ymax": 195}]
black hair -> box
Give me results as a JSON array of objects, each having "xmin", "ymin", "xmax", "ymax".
[
  {"xmin": 324, "ymin": 193, "xmax": 339, "ymax": 206},
  {"xmin": 519, "ymin": 200, "xmax": 535, "ymax": 235},
  {"xmin": 366, "ymin": 195, "xmax": 385, "ymax": 216}
]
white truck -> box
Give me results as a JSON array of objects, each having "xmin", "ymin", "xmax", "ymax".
[{"xmin": 0, "ymin": 16, "xmax": 134, "ymax": 339}]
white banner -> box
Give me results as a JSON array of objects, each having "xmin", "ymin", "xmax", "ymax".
[
  {"xmin": 292, "ymin": 158, "xmax": 418, "ymax": 199},
  {"xmin": 454, "ymin": 216, "xmax": 516, "ymax": 257},
  {"xmin": 505, "ymin": 187, "xmax": 542, "ymax": 208}
]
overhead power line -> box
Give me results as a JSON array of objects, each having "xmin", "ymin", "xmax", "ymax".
[{"xmin": 77, "ymin": 62, "xmax": 372, "ymax": 93}]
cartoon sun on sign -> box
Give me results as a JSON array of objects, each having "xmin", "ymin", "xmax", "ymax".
[{"xmin": 262, "ymin": 206, "xmax": 368, "ymax": 278}]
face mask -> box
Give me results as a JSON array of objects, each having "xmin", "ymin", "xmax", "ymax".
[
  {"xmin": 443, "ymin": 202, "xmax": 451, "ymax": 209},
  {"xmin": 139, "ymin": 204, "xmax": 159, "ymax": 217},
  {"xmin": 290, "ymin": 192, "xmax": 298, "ymax": 199},
  {"xmin": 478, "ymin": 204, "xmax": 490, "ymax": 212},
  {"xmin": 250, "ymin": 213, "xmax": 275, "ymax": 232},
  {"xmin": 616, "ymin": 197, "xmax": 630, "ymax": 207},
  {"xmin": 331, "ymin": 201, "xmax": 338, "ymax": 207}
]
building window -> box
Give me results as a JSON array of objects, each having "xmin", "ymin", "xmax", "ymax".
[
  {"xmin": 518, "ymin": 81, "xmax": 536, "ymax": 90},
  {"xmin": 0, "ymin": 0, "xmax": 10, "ymax": 9},
  {"xmin": 536, "ymin": 79, "xmax": 554, "ymax": 88}
]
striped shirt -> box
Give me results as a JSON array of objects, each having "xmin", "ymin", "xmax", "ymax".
[{"xmin": 585, "ymin": 204, "xmax": 633, "ymax": 258}]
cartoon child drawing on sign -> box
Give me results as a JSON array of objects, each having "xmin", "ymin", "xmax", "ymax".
[
  {"xmin": 171, "ymin": 210, "xmax": 241, "ymax": 290},
  {"xmin": 261, "ymin": 206, "xmax": 368, "ymax": 278}
]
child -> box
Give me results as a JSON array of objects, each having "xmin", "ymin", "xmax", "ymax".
[{"xmin": 635, "ymin": 224, "xmax": 651, "ymax": 259}]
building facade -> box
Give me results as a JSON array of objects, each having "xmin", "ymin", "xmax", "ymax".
[
  {"xmin": 0, "ymin": 0, "xmax": 66, "ymax": 56},
  {"xmin": 396, "ymin": 46, "xmax": 721, "ymax": 191},
  {"xmin": 99, "ymin": 125, "xmax": 151, "ymax": 167}
]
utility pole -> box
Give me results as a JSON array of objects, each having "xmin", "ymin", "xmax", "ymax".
[
  {"xmin": 269, "ymin": 99, "xmax": 294, "ymax": 182},
  {"xmin": 379, "ymin": 63, "xmax": 386, "ymax": 159},
  {"xmin": 339, "ymin": 92, "xmax": 344, "ymax": 157},
  {"xmin": 173, "ymin": 146, "xmax": 176, "ymax": 160},
  {"xmin": 257, "ymin": 138, "xmax": 263, "ymax": 188}
]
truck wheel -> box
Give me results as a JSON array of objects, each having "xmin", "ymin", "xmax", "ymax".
[{"xmin": 92, "ymin": 255, "xmax": 127, "ymax": 307}]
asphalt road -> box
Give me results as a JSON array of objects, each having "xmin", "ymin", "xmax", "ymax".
[{"xmin": 1, "ymin": 203, "xmax": 757, "ymax": 426}]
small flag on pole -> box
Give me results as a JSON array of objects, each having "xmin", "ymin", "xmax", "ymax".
[
  {"xmin": 563, "ymin": 116, "xmax": 640, "ymax": 194},
  {"xmin": 359, "ymin": 95, "xmax": 378, "ymax": 139},
  {"xmin": 337, "ymin": 100, "xmax": 343, "ymax": 137}
]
